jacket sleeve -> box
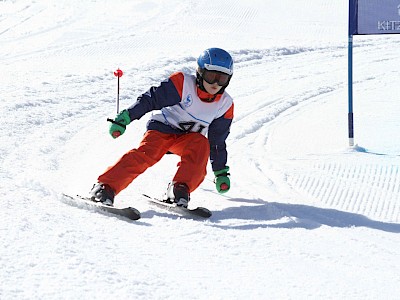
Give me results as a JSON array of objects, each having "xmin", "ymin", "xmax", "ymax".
[
  {"xmin": 208, "ymin": 103, "xmax": 234, "ymax": 171},
  {"xmin": 127, "ymin": 72, "xmax": 184, "ymax": 121}
]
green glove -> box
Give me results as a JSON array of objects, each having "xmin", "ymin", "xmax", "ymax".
[
  {"xmin": 214, "ymin": 166, "xmax": 230, "ymax": 193},
  {"xmin": 109, "ymin": 110, "xmax": 131, "ymax": 138}
]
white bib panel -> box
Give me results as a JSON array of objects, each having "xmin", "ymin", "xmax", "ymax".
[{"xmin": 150, "ymin": 74, "xmax": 233, "ymax": 135}]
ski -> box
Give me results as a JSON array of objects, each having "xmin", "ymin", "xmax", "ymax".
[
  {"xmin": 62, "ymin": 193, "xmax": 141, "ymax": 221},
  {"xmin": 142, "ymin": 194, "xmax": 212, "ymax": 218}
]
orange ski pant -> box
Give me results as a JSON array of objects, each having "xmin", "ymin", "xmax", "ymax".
[{"xmin": 97, "ymin": 130, "xmax": 210, "ymax": 195}]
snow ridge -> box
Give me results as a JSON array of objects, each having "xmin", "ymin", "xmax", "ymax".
[{"xmin": 1, "ymin": 0, "xmax": 400, "ymax": 299}]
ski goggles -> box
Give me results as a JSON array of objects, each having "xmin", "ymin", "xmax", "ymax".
[{"xmin": 201, "ymin": 69, "xmax": 232, "ymax": 86}]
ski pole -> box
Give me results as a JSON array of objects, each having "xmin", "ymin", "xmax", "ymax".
[
  {"xmin": 107, "ymin": 68, "xmax": 124, "ymax": 138},
  {"xmin": 113, "ymin": 68, "xmax": 123, "ymax": 113}
]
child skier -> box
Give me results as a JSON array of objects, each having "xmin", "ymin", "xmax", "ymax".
[{"xmin": 90, "ymin": 48, "xmax": 234, "ymax": 208}]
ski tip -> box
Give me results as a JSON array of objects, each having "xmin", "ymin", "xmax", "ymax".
[
  {"xmin": 127, "ymin": 207, "xmax": 141, "ymax": 220},
  {"xmin": 194, "ymin": 208, "xmax": 212, "ymax": 218}
]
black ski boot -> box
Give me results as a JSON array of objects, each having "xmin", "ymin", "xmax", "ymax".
[
  {"xmin": 165, "ymin": 182, "xmax": 190, "ymax": 208},
  {"xmin": 90, "ymin": 183, "xmax": 115, "ymax": 206}
]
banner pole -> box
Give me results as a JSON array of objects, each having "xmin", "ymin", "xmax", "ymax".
[{"xmin": 348, "ymin": 34, "xmax": 354, "ymax": 147}]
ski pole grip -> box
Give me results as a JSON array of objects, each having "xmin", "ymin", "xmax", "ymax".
[{"xmin": 107, "ymin": 118, "xmax": 126, "ymax": 129}]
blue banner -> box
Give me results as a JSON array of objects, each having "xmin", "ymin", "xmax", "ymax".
[{"xmin": 349, "ymin": 0, "xmax": 400, "ymax": 35}]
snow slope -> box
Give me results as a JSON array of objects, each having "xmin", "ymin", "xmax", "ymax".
[{"xmin": 1, "ymin": 0, "xmax": 400, "ymax": 299}]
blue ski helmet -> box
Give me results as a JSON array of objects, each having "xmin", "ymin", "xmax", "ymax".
[
  {"xmin": 196, "ymin": 48, "xmax": 233, "ymax": 92},
  {"xmin": 197, "ymin": 48, "xmax": 234, "ymax": 76}
]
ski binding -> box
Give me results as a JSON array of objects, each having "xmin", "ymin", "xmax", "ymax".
[
  {"xmin": 142, "ymin": 194, "xmax": 212, "ymax": 218},
  {"xmin": 62, "ymin": 193, "xmax": 141, "ymax": 221}
]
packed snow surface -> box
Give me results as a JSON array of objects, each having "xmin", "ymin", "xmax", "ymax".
[{"xmin": 1, "ymin": 0, "xmax": 400, "ymax": 299}]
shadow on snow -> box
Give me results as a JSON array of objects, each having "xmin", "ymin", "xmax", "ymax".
[{"xmin": 209, "ymin": 198, "xmax": 400, "ymax": 233}]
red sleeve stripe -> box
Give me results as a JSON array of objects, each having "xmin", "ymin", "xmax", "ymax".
[
  {"xmin": 224, "ymin": 103, "xmax": 234, "ymax": 119},
  {"xmin": 169, "ymin": 72, "xmax": 184, "ymax": 99}
]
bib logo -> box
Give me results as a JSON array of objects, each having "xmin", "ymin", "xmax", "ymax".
[{"xmin": 183, "ymin": 94, "xmax": 193, "ymax": 107}]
